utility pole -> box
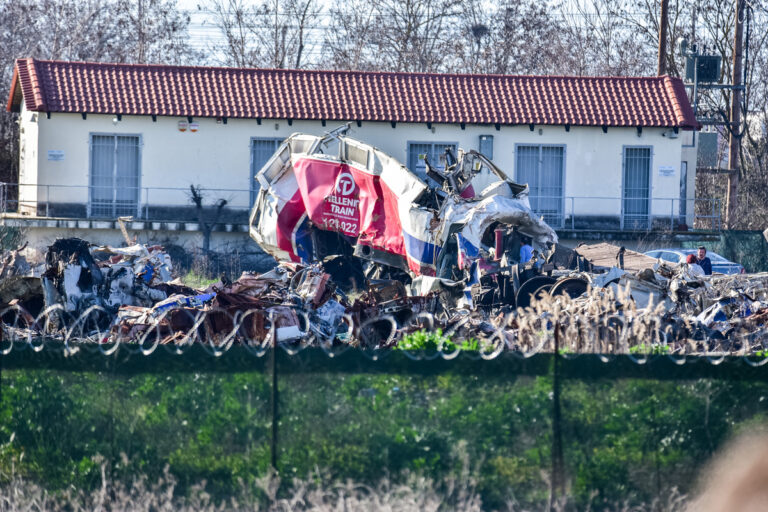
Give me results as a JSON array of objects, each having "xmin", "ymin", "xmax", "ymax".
[
  {"xmin": 138, "ymin": 0, "xmax": 145, "ymax": 63},
  {"xmin": 658, "ymin": 0, "xmax": 669, "ymax": 75},
  {"xmin": 725, "ymin": 0, "xmax": 744, "ymax": 229},
  {"xmin": 691, "ymin": 0, "xmax": 696, "ymax": 45}
]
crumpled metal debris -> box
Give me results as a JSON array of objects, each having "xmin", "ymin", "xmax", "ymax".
[
  {"xmin": 249, "ymin": 128, "xmax": 557, "ymax": 280},
  {"xmin": 0, "ymin": 242, "xmax": 31, "ymax": 279},
  {"xmin": 2, "ymin": 230, "xmax": 767, "ymax": 353},
  {"xmin": 38, "ymin": 238, "xmax": 175, "ymax": 317}
]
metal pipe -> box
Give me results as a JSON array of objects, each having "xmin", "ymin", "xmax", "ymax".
[
  {"xmin": 571, "ymin": 197, "xmax": 575, "ymax": 230},
  {"xmin": 726, "ymin": 0, "xmax": 745, "ymax": 228},
  {"xmin": 549, "ymin": 323, "xmax": 564, "ymax": 510},
  {"xmin": 670, "ymin": 199, "xmax": 674, "ymax": 230},
  {"xmin": 269, "ymin": 312, "xmax": 279, "ymax": 472}
]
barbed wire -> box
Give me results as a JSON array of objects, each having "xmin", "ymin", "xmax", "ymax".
[{"xmin": 2, "ymin": 295, "xmax": 766, "ymax": 365}]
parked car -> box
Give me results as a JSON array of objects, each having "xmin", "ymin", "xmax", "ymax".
[{"xmin": 643, "ymin": 249, "xmax": 746, "ymax": 274}]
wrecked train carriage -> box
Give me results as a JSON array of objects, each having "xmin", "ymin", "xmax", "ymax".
[{"xmin": 249, "ymin": 129, "xmax": 557, "ymax": 281}]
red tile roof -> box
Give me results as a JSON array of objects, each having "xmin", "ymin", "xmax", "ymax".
[{"xmin": 7, "ymin": 58, "xmax": 698, "ymax": 129}]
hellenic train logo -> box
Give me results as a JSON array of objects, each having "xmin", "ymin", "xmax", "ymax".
[{"xmin": 335, "ymin": 172, "xmax": 356, "ymax": 196}]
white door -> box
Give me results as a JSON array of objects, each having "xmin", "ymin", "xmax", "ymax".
[
  {"xmin": 89, "ymin": 135, "xmax": 140, "ymax": 218},
  {"xmin": 516, "ymin": 145, "xmax": 564, "ymax": 227},
  {"xmin": 622, "ymin": 147, "xmax": 651, "ymax": 229}
]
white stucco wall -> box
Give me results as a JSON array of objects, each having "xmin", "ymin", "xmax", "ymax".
[
  {"xmin": 681, "ymin": 130, "xmax": 701, "ymax": 227},
  {"xmin": 18, "ymin": 226, "xmax": 257, "ymax": 255},
  {"xmin": 21, "ymin": 112, "xmax": 692, "ymax": 225},
  {"xmin": 16, "ymin": 103, "xmax": 39, "ymax": 215}
]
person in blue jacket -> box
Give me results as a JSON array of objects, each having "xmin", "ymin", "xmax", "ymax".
[{"xmin": 697, "ymin": 246, "xmax": 713, "ymax": 275}]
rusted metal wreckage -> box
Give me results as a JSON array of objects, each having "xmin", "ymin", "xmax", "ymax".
[
  {"xmin": 1, "ymin": 129, "xmax": 768, "ymax": 351},
  {"xmin": 249, "ymin": 126, "xmax": 572, "ymax": 307}
]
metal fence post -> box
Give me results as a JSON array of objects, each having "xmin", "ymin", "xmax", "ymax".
[
  {"xmin": 718, "ymin": 199, "xmax": 723, "ymax": 230},
  {"xmin": 46, "ymin": 185, "xmax": 50, "ymax": 217},
  {"xmin": 269, "ymin": 312, "xmax": 279, "ymax": 472},
  {"xmin": 570, "ymin": 197, "xmax": 575, "ymax": 230},
  {"xmin": 549, "ymin": 323, "xmax": 564, "ymax": 511},
  {"xmin": 670, "ymin": 199, "xmax": 674, "ymax": 230}
]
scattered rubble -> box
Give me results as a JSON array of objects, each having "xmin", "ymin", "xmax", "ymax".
[
  {"xmin": 0, "ymin": 234, "xmax": 766, "ymax": 354},
  {"xmin": 0, "ymin": 134, "xmax": 766, "ymax": 353}
]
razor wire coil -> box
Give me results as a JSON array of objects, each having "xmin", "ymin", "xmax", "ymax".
[{"xmin": 1, "ymin": 304, "xmax": 768, "ymax": 364}]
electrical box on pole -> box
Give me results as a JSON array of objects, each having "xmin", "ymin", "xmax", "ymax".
[{"xmin": 685, "ymin": 55, "xmax": 722, "ymax": 83}]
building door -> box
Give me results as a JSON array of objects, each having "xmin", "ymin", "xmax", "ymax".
[
  {"xmin": 251, "ymin": 138, "xmax": 282, "ymax": 204},
  {"xmin": 622, "ymin": 147, "xmax": 651, "ymax": 229},
  {"xmin": 407, "ymin": 142, "xmax": 458, "ymax": 184},
  {"xmin": 515, "ymin": 145, "xmax": 564, "ymax": 227},
  {"xmin": 89, "ymin": 134, "xmax": 140, "ymax": 218}
]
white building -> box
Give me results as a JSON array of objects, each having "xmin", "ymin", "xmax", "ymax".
[{"xmin": 3, "ymin": 58, "xmax": 702, "ymax": 252}]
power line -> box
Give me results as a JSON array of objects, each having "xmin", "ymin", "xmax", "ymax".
[{"xmin": 181, "ymin": 8, "xmax": 655, "ymax": 18}]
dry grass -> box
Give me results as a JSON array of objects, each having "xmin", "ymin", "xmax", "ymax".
[{"xmin": 0, "ymin": 464, "xmax": 692, "ymax": 512}]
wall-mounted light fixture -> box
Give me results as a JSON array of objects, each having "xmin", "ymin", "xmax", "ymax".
[
  {"xmin": 178, "ymin": 120, "xmax": 188, "ymax": 132},
  {"xmin": 662, "ymin": 129, "xmax": 678, "ymax": 139}
]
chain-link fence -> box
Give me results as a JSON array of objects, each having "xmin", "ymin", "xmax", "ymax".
[
  {"xmin": 2, "ymin": 333, "xmax": 768, "ymax": 510},
  {"xmin": 682, "ymin": 230, "xmax": 768, "ymax": 274}
]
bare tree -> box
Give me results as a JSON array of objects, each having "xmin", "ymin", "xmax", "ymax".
[
  {"xmin": 697, "ymin": 2, "xmax": 768, "ymax": 230},
  {"xmin": 618, "ymin": 0, "xmax": 693, "ymax": 77},
  {"xmin": 0, "ymin": 0, "xmax": 197, "ymax": 65},
  {"xmin": 324, "ymin": 0, "xmax": 460, "ymax": 73},
  {"xmin": 112, "ymin": 0, "xmax": 201, "ymax": 65},
  {"xmin": 323, "ymin": 0, "xmax": 381, "ymax": 70},
  {"xmin": 189, "ymin": 185, "xmax": 228, "ymax": 254},
  {"xmin": 559, "ymin": 0, "xmax": 652, "ymax": 76},
  {"xmin": 448, "ymin": 0, "xmax": 564, "ymax": 75},
  {"xmin": 209, "ymin": 0, "xmax": 318, "ymax": 68}
]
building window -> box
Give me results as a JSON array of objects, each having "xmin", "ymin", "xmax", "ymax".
[
  {"xmin": 515, "ymin": 144, "xmax": 565, "ymax": 227},
  {"xmin": 251, "ymin": 138, "xmax": 283, "ymax": 203},
  {"xmin": 479, "ymin": 135, "xmax": 493, "ymax": 160},
  {"xmin": 622, "ymin": 146, "xmax": 652, "ymax": 229},
  {"xmin": 407, "ymin": 141, "xmax": 458, "ymax": 183},
  {"xmin": 89, "ymin": 134, "xmax": 140, "ymax": 218}
]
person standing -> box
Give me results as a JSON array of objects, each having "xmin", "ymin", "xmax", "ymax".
[
  {"xmin": 686, "ymin": 254, "xmax": 705, "ymax": 277},
  {"xmin": 519, "ymin": 237, "xmax": 533, "ymax": 263},
  {"xmin": 697, "ymin": 246, "xmax": 713, "ymax": 275}
]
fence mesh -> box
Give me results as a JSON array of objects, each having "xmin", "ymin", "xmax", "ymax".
[
  {"xmin": 682, "ymin": 230, "xmax": 768, "ymax": 274},
  {"xmin": 2, "ymin": 341, "xmax": 768, "ymax": 510}
]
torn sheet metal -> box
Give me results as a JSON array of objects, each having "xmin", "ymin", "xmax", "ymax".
[
  {"xmin": 616, "ymin": 273, "xmax": 671, "ymax": 311},
  {"xmin": 249, "ymin": 130, "xmax": 557, "ymax": 277},
  {"xmin": 0, "ymin": 243, "xmax": 31, "ymax": 279},
  {"xmin": 590, "ymin": 267, "xmax": 627, "ymax": 288},
  {"xmin": 40, "ymin": 238, "xmax": 176, "ymax": 319},
  {"xmin": 437, "ymin": 194, "xmax": 558, "ymax": 261}
]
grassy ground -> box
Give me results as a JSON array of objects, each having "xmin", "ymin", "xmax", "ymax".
[{"xmin": 180, "ymin": 270, "xmax": 219, "ymax": 290}]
